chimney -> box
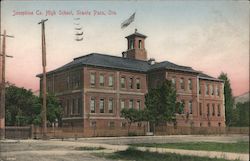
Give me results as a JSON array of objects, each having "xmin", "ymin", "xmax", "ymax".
[{"xmin": 148, "ymin": 58, "xmax": 156, "ymax": 65}]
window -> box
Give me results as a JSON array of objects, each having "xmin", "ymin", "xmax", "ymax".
[
  {"xmin": 90, "ymin": 121, "xmax": 96, "ymax": 128},
  {"xmin": 90, "ymin": 98, "xmax": 95, "ymax": 113},
  {"xmin": 212, "ymin": 104, "xmax": 215, "ymax": 116},
  {"xmin": 90, "ymin": 73, "xmax": 96, "ymax": 87},
  {"xmin": 180, "ymin": 78, "xmax": 184, "ymax": 90},
  {"xmin": 199, "ymin": 103, "xmax": 202, "ymax": 116},
  {"xmin": 217, "ymin": 104, "xmax": 221, "ymax": 116},
  {"xmin": 199, "ymin": 83, "xmax": 201, "ymax": 95},
  {"xmin": 72, "ymin": 98, "xmax": 76, "ymax": 114},
  {"xmin": 210, "ymin": 85, "xmax": 214, "ymax": 95},
  {"xmin": 108, "ymin": 99, "xmax": 113, "ymax": 113},
  {"xmin": 207, "ymin": 104, "xmax": 210, "ymax": 117},
  {"xmin": 121, "ymin": 122, "xmax": 127, "ymax": 128},
  {"xmin": 136, "ymin": 100, "xmax": 141, "ymax": 110},
  {"xmin": 136, "ymin": 78, "xmax": 140, "ymax": 89},
  {"xmin": 139, "ymin": 40, "xmax": 142, "ymax": 49},
  {"xmin": 99, "ymin": 99, "xmax": 104, "ymax": 113},
  {"xmin": 171, "ymin": 77, "xmax": 176, "ymax": 88},
  {"xmin": 109, "ymin": 121, "xmax": 115, "ymax": 128},
  {"xmin": 181, "ymin": 100, "xmax": 185, "ymax": 114},
  {"xmin": 108, "ymin": 75, "xmax": 113, "ymax": 87},
  {"xmin": 129, "ymin": 100, "xmax": 133, "ymax": 108},
  {"xmin": 129, "ymin": 39, "xmax": 134, "ymax": 49},
  {"xmin": 218, "ymin": 122, "xmax": 221, "ymax": 127},
  {"xmin": 77, "ymin": 98, "xmax": 81, "ymax": 114},
  {"xmin": 188, "ymin": 79, "xmax": 192, "ymax": 90},
  {"xmin": 218, "ymin": 86, "xmax": 221, "ymax": 96},
  {"xmin": 129, "ymin": 77, "xmax": 133, "ymax": 89},
  {"xmin": 121, "ymin": 77, "xmax": 125, "ymax": 88},
  {"xmin": 70, "ymin": 100, "xmax": 73, "ymax": 115},
  {"xmin": 66, "ymin": 76, "xmax": 70, "ymax": 89},
  {"xmin": 66, "ymin": 99, "xmax": 70, "ymax": 116},
  {"xmin": 189, "ymin": 101, "xmax": 192, "ymax": 114},
  {"xmin": 99, "ymin": 74, "xmax": 104, "ymax": 87},
  {"xmin": 206, "ymin": 84, "xmax": 209, "ymax": 95},
  {"xmin": 120, "ymin": 100, "xmax": 125, "ymax": 109}
]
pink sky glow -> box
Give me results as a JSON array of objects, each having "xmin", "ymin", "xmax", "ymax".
[{"xmin": 1, "ymin": 1, "xmax": 249, "ymax": 96}]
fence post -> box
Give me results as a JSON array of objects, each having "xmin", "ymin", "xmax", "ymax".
[{"xmin": 30, "ymin": 124, "xmax": 34, "ymax": 139}]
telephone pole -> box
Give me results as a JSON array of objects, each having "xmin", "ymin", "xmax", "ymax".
[
  {"xmin": 0, "ymin": 30, "xmax": 14, "ymax": 140},
  {"xmin": 38, "ymin": 19, "xmax": 48, "ymax": 139}
]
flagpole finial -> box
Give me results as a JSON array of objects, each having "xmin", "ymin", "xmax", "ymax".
[{"xmin": 135, "ymin": 28, "xmax": 137, "ymax": 33}]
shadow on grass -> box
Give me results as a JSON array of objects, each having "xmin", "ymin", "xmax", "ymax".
[
  {"xmin": 75, "ymin": 146, "xmax": 105, "ymax": 151},
  {"xmin": 96, "ymin": 147, "xmax": 240, "ymax": 161}
]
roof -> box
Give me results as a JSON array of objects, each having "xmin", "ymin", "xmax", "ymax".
[
  {"xmin": 198, "ymin": 73, "xmax": 223, "ymax": 82},
  {"xmin": 149, "ymin": 61, "xmax": 199, "ymax": 73},
  {"xmin": 37, "ymin": 53, "xmax": 220, "ymax": 82},
  {"xmin": 37, "ymin": 53, "xmax": 151, "ymax": 77},
  {"xmin": 125, "ymin": 31, "xmax": 147, "ymax": 39}
]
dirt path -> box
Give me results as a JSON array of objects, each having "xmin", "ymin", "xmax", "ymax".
[{"xmin": 1, "ymin": 135, "xmax": 249, "ymax": 161}]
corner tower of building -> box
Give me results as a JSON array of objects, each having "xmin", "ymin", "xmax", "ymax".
[{"xmin": 122, "ymin": 29, "xmax": 148, "ymax": 61}]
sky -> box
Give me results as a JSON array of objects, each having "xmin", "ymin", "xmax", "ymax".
[{"xmin": 1, "ymin": 0, "xmax": 249, "ymax": 96}]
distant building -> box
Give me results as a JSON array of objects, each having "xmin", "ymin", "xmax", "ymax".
[{"xmin": 37, "ymin": 30, "xmax": 225, "ymax": 136}]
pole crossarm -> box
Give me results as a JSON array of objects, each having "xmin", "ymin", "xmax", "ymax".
[
  {"xmin": 0, "ymin": 35, "xmax": 14, "ymax": 38},
  {"xmin": 38, "ymin": 19, "xmax": 48, "ymax": 24},
  {"xmin": 0, "ymin": 54, "xmax": 13, "ymax": 58}
]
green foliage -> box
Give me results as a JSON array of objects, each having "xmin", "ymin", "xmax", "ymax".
[
  {"xmin": 232, "ymin": 101, "xmax": 249, "ymax": 127},
  {"xmin": 75, "ymin": 146, "xmax": 105, "ymax": 151},
  {"xmin": 100, "ymin": 147, "xmax": 237, "ymax": 161},
  {"xmin": 131, "ymin": 141, "xmax": 249, "ymax": 154},
  {"xmin": 218, "ymin": 72, "xmax": 234, "ymax": 126},
  {"xmin": 5, "ymin": 85, "xmax": 62, "ymax": 126},
  {"xmin": 6, "ymin": 85, "xmax": 40, "ymax": 126},
  {"xmin": 145, "ymin": 80, "xmax": 181, "ymax": 126},
  {"xmin": 121, "ymin": 108, "xmax": 144, "ymax": 134},
  {"xmin": 45, "ymin": 93, "xmax": 63, "ymax": 125}
]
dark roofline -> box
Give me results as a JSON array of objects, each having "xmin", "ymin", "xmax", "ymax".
[
  {"xmin": 36, "ymin": 53, "xmax": 150, "ymax": 78},
  {"xmin": 148, "ymin": 67, "xmax": 200, "ymax": 74},
  {"xmin": 74, "ymin": 52, "xmax": 149, "ymax": 63},
  {"xmin": 125, "ymin": 32, "xmax": 147, "ymax": 39},
  {"xmin": 198, "ymin": 73, "xmax": 223, "ymax": 82},
  {"xmin": 36, "ymin": 53, "xmax": 223, "ymax": 83},
  {"xmin": 199, "ymin": 76, "xmax": 223, "ymax": 82}
]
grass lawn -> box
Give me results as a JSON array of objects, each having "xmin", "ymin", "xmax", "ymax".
[
  {"xmin": 131, "ymin": 141, "xmax": 249, "ymax": 153},
  {"xmin": 96, "ymin": 147, "xmax": 239, "ymax": 161}
]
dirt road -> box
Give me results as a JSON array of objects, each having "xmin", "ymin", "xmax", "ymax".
[{"xmin": 0, "ymin": 135, "xmax": 249, "ymax": 161}]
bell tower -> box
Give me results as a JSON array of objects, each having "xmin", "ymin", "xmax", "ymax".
[{"xmin": 122, "ymin": 29, "xmax": 148, "ymax": 61}]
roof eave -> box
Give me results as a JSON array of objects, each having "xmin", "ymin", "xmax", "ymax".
[{"xmin": 199, "ymin": 76, "xmax": 223, "ymax": 82}]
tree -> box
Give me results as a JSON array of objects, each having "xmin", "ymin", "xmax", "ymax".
[
  {"xmin": 6, "ymin": 85, "xmax": 40, "ymax": 126},
  {"xmin": 5, "ymin": 85, "xmax": 62, "ymax": 127},
  {"xmin": 218, "ymin": 72, "xmax": 234, "ymax": 126},
  {"xmin": 34, "ymin": 93, "xmax": 63, "ymax": 126},
  {"xmin": 145, "ymin": 80, "xmax": 182, "ymax": 132},
  {"xmin": 120, "ymin": 108, "xmax": 144, "ymax": 134},
  {"xmin": 45, "ymin": 93, "xmax": 63, "ymax": 126},
  {"xmin": 235, "ymin": 101, "xmax": 249, "ymax": 127}
]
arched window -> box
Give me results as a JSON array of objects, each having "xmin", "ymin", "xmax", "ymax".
[
  {"xmin": 129, "ymin": 39, "xmax": 134, "ymax": 49},
  {"xmin": 139, "ymin": 40, "xmax": 142, "ymax": 49}
]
